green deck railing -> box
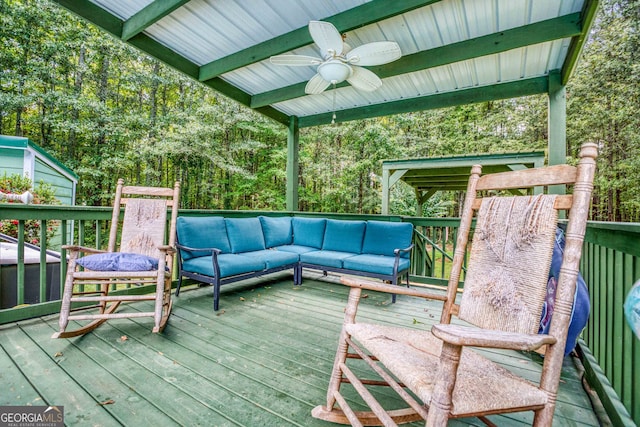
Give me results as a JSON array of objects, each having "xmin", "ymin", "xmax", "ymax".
[
  {"xmin": 0, "ymin": 204, "xmax": 637, "ymax": 425},
  {"xmin": 580, "ymin": 221, "xmax": 640, "ymax": 426}
]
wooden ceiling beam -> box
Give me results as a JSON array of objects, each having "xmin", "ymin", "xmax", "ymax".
[
  {"xmin": 298, "ymin": 76, "xmax": 549, "ymax": 127},
  {"xmin": 251, "ymin": 13, "xmax": 581, "ymax": 109},
  {"xmin": 198, "ymin": 0, "xmax": 441, "ymax": 82},
  {"xmin": 121, "ymin": 0, "xmax": 192, "ymax": 41}
]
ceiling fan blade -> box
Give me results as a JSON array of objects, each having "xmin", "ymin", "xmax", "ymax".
[
  {"xmin": 270, "ymin": 54, "xmax": 322, "ymax": 66},
  {"xmin": 347, "ymin": 66, "xmax": 382, "ymax": 92},
  {"xmin": 309, "ymin": 20, "xmax": 343, "ymax": 57},
  {"xmin": 305, "ymin": 73, "xmax": 331, "ymax": 95},
  {"xmin": 346, "ymin": 41, "xmax": 402, "ymax": 66}
]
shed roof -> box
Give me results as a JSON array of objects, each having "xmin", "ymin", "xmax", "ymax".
[
  {"xmin": 52, "ymin": 0, "xmax": 599, "ymax": 128},
  {"xmin": 381, "ymin": 150, "xmax": 546, "ymax": 214},
  {"xmin": 384, "ymin": 150, "xmax": 546, "ymax": 193},
  {"xmin": 0, "ymin": 135, "xmax": 79, "ymax": 183}
]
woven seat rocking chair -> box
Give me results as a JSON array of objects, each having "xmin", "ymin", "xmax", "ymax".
[
  {"xmin": 312, "ymin": 143, "xmax": 597, "ymax": 426},
  {"xmin": 53, "ymin": 179, "xmax": 180, "ymax": 338}
]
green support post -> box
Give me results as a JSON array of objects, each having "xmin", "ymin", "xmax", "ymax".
[
  {"xmin": 548, "ymin": 70, "xmax": 566, "ymax": 195},
  {"xmin": 286, "ymin": 116, "xmax": 299, "ymax": 211},
  {"xmin": 382, "ymin": 168, "xmax": 390, "ymax": 215}
]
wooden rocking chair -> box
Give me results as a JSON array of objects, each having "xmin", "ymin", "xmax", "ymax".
[
  {"xmin": 312, "ymin": 143, "xmax": 597, "ymax": 426},
  {"xmin": 52, "ymin": 179, "xmax": 180, "ymax": 338}
]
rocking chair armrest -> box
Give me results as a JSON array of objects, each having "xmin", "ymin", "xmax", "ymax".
[
  {"xmin": 431, "ymin": 324, "xmax": 557, "ymax": 352},
  {"xmin": 394, "ymin": 243, "xmax": 414, "ymax": 256},
  {"xmin": 157, "ymin": 245, "xmax": 176, "ymax": 254},
  {"xmin": 340, "ymin": 277, "xmax": 448, "ymax": 302},
  {"xmin": 61, "ymin": 245, "xmax": 106, "ymax": 255}
]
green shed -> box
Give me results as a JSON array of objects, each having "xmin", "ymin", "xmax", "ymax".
[
  {"xmin": 0, "ymin": 135, "xmax": 78, "ymax": 205},
  {"xmin": 381, "ymin": 150, "xmax": 546, "ymax": 215}
]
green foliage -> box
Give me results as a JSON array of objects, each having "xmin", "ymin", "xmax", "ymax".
[
  {"xmin": 566, "ymin": 0, "xmax": 640, "ymax": 221},
  {"xmin": 0, "ymin": 173, "xmax": 59, "ymax": 244}
]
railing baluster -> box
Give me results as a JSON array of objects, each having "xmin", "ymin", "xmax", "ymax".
[
  {"xmin": 39, "ymin": 219, "xmax": 47, "ymax": 303},
  {"xmin": 60, "ymin": 220, "xmax": 67, "ymax": 297},
  {"xmin": 78, "ymin": 220, "xmax": 85, "ymax": 293},
  {"xmin": 95, "ymin": 219, "xmax": 101, "ymax": 250},
  {"xmin": 16, "ymin": 221, "xmax": 25, "ymax": 306}
]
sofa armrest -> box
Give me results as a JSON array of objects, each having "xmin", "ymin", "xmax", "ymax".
[
  {"xmin": 392, "ymin": 244, "xmax": 414, "ymax": 278},
  {"xmin": 394, "ymin": 243, "xmax": 414, "ymax": 256},
  {"xmin": 175, "ymin": 243, "xmax": 221, "ymax": 255}
]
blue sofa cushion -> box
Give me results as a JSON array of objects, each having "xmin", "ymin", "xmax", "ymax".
[
  {"xmin": 343, "ymin": 254, "xmax": 411, "ymax": 276},
  {"xmin": 300, "ymin": 250, "xmax": 357, "ymax": 269},
  {"xmin": 362, "ymin": 221, "xmax": 413, "ymax": 257},
  {"xmin": 183, "ymin": 254, "xmax": 265, "ymax": 278},
  {"xmin": 177, "ymin": 216, "xmax": 231, "ymax": 259},
  {"xmin": 274, "ymin": 245, "xmax": 318, "ymax": 255},
  {"xmin": 225, "ymin": 217, "xmax": 266, "ymax": 253},
  {"xmin": 292, "ymin": 217, "xmax": 326, "ymax": 248},
  {"xmin": 242, "ymin": 250, "xmax": 299, "ymax": 269},
  {"xmin": 76, "ymin": 252, "xmax": 159, "ymax": 271},
  {"xmin": 259, "ymin": 216, "xmax": 293, "ymax": 247},
  {"xmin": 322, "ymin": 219, "xmax": 366, "ymax": 254}
]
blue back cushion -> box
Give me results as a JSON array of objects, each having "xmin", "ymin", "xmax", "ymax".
[
  {"xmin": 259, "ymin": 216, "xmax": 293, "ymax": 247},
  {"xmin": 292, "ymin": 217, "xmax": 326, "ymax": 248},
  {"xmin": 225, "ymin": 217, "xmax": 266, "ymax": 253},
  {"xmin": 322, "ymin": 219, "xmax": 366, "ymax": 254},
  {"xmin": 177, "ymin": 216, "xmax": 231, "ymax": 259},
  {"xmin": 362, "ymin": 221, "xmax": 413, "ymax": 257}
]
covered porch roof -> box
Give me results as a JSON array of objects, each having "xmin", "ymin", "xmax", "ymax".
[
  {"xmin": 50, "ymin": 0, "xmax": 599, "ymax": 210},
  {"xmin": 53, "ymin": 0, "xmax": 598, "ymax": 128}
]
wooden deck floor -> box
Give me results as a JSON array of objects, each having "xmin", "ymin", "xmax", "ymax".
[{"xmin": 0, "ymin": 272, "xmax": 601, "ymax": 426}]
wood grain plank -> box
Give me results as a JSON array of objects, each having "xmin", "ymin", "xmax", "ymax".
[
  {"xmin": 20, "ymin": 319, "xmax": 181, "ymax": 426},
  {"xmin": 0, "ymin": 323, "xmax": 116, "ymax": 425},
  {"xmin": 0, "ymin": 333, "xmax": 43, "ymax": 406}
]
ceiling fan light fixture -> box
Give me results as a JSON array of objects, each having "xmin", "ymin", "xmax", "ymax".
[
  {"xmin": 318, "ymin": 60, "xmax": 352, "ymax": 84},
  {"xmin": 270, "ymin": 21, "xmax": 402, "ymax": 95}
]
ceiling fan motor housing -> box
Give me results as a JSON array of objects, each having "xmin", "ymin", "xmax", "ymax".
[{"xmin": 318, "ymin": 60, "xmax": 353, "ymax": 84}]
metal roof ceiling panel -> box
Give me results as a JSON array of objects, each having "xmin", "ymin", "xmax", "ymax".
[
  {"xmin": 61, "ymin": 0, "xmax": 598, "ymax": 126},
  {"xmin": 91, "ymin": 0, "xmax": 152, "ymax": 20}
]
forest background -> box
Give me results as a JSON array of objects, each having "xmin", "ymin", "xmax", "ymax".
[{"xmin": 1, "ymin": 0, "xmax": 638, "ymax": 222}]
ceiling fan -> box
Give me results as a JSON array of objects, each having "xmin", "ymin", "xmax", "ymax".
[{"xmin": 270, "ymin": 21, "xmax": 402, "ymax": 95}]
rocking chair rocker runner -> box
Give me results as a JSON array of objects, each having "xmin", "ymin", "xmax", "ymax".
[
  {"xmin": 312, "ymin": 143, "xmax": 597, "ymax": 426},
  {"xmin": 52, "ymin": 179, "xmax": 180, "ymax": 338}
]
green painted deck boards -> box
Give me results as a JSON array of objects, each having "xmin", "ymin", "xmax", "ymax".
[{"xmin": 0, "ymin": 273, "xmax": 601, "ymax": 426}]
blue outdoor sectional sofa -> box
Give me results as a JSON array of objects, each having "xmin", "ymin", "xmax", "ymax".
[{"xmin": 175, "ymin": 216, "xmax": 414, "ymax": 311}]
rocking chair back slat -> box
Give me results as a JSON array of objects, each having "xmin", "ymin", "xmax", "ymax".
[
  {"xmin": 475, "ymin": 164, "xmax": 577, "ymax": 191},
  {"xmin": 457, "ymin": 195, "xmax": 558, "ymax": 334},
  {"xmin": 119, "ymin": 198, "xmax": 167, "ymax": 259}
]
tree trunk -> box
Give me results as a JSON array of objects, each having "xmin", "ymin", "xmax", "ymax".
[
  {"xmin": 69, "ymin": 45, "xmax": 85, "ymax": 160},
  {"xmin": 15, "ymin": 77, "xmax": 24, "ymax": 136}
]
